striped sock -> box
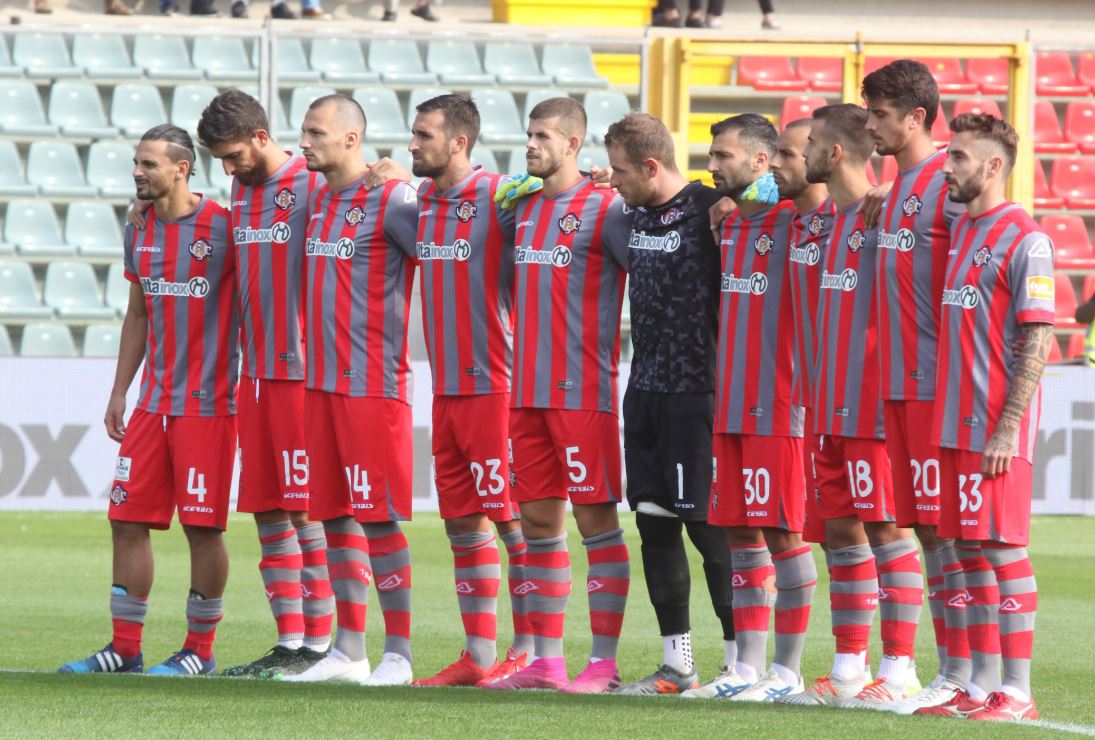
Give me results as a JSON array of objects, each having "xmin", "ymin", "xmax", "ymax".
[
  {"xmin": 364, "ymin": 522, "xmax": 412, "ymax": 662},
  {"xmin": 828, "ymin": 544, "xmax": 877, "ymax": 680},
  {"xmin": 730, "ymin": 543, "xmax": 774, "ymax": 683},
  {"xmin": 296, "ymin": 523, "xmax": 335, "ymax": 651},
  {"xmin": 957, "ymin": 542, "xmax": 1001, "ymax": 700},
  {"xmin": 182, "ymin": 591, "xmax": 223, "ymax": 661},
  {"xmin": 872, "ymin": 538, "xmax": 923, "ymax": 662},
  {"xmin": 583, "ymin": 528, "xmax": 629, "ymax": 660},
  {"xmin": 772, "ymin": 544, "xmax": 816, "ymax": 679},
  {"xmin": 923, "ymin": 546, "xmax": 947, "ymax": 674},
  {"xmin": 984, "ymin": 545, "xmax": 1036, "ymax": 700},
  {"xmin": 500, "ymin": 527, "xmax": 534, "ymax": 656},
  {"xmin": 257, "ymin": 520, "xmax": 304, "ymax": 647},
  {"xmin": 110, "ymin": 586, "xmax": 147, "ymax": 659},
  {"xmin": 940, "ymin": 541, "xmax": 972, "ymax": 686},
  {"xmin": 324, "ymin": 518, "xmax": 372, "ymax": 662},
  {"xmin": 524, "ymin": 534, "xmax": 571, "ymax": 659},
  {"xmin": 450, "ymin": 530, "xmax": 500, "ymax": 669}
]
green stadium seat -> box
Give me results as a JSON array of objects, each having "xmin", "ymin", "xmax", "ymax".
[
  {"xmin": 48, "ymin": 81, "xmax": 119, "ymax": 139},
  {"xmin": 253, "ymin": 37, "xmax": 320, "ymax": 83},
  {"xmin": 1035, "ymin": 100, "xmax": 1077, "ymax": 154},
  {"xmin": 171, "ymin": 84, "xmax": 218, "ymax": 134},
  {"xmin": 20, "ymin": 323, "xmax": 77, "ymax": 357},
  {"xmin": 0, "ymin": 261, "xmax": 54, "ymax": 320},
  {"xmin": 310, "ymin": 38, "xmax": 379, "ymax": 85},
  {"xmin": 6, "ymin": 200, "xmax": 73, "ymax": 258},
  {"xmin": 1035, "ymin": 51, "xmax": 1088, "ymax": 96},
  {"xmin": 111, "ymin": 83, "xmax": 168, "ymax": 139},
  {"xmin": 0, "ymin": 81, "xmax": 59, "ymax": 136},
  {"xmin": 133, "ymin": 34, "xmax": 203, "ymax": 81},
  {"xmin": 27, "ymin": 141, "xmax": 97, "ymax": 199},
  {"xmin": 584, "ymin": 90, "xmax": 630, "ymax": 143},
  {"xmin": 105, "ymin": 263, "xmax": 130, "ymax": 316},
  {"xmin": 579, "ymin": 146, "xmax": 609, "ymax": 171},
  {"xmin": 368, "ymin": 40, "xmax": 438, "ymax": 86},
  {"xmin": 472, "ymin": 89, "xmax": 525, "ymax": 145},
  {"xmin": 389, "ymin": 147, "xmax": 422, "ymax": 188},
  {"xmin": 12, "ymin": 33, "xmax": 81, "ymax": 79},
  {"xmin": 192, "ymin": 36, "xmax": 255, "ymax": 81},
  {"xmin": 483, "ymin": 42, "xmax": 553, "ymax": 87},
  {"xmin": 1063, "ymin": 100, "xmax": 1095, "ymax": 154},
  {"xmin": 427, "ymin": 41, "xmax": 494, "ymax": 87},
  {"xmin": 0, "ymin": 36, "xmax": 21, "ymax": 77},
  {"xmin": 0, "ymin": 141, "xmax": 38, "ymax": 197},
  {"xmin": 406, "ymin": 88, "xmax": 452, "ymax": 128},
  {"xmin": 0, "ymin": 325, "xmax": 12, "ymax": 357},
  {"xmin": 966, "ymin": 57, "xmax": 1009, "ymax": 95},
  {"xmin": 204, "ymin": 153, "xmax": 232, "ymax": 199},
  {"xmin": 470, "ymin": 146, "xmax": 498, "ymax": 172},
  {"xmin": 84, "ymin": 323, "xmax": 122, "ymax": 357},
  {"xmin": 87, "ymin": 141, "xmax": 136, "ymax": 199},
  {"xmin": 541, "ymin": 43, "xmax": 608, "ymax": 88},
  {"xmin": 523, "ymin": 89, "xmax": 568, "ymax": 121},
  {"xmin": 352, "ymin": 87, "xmax": 410, "ymax": 145},
  {"xmin": 289, "ymin": 85, "xmax": 337, "ymax": 131},
  {"xmin": 66, "ymin": 201, "xmax": 124, "ymax": 259},
  {"xmin": 505, "ymin": 146, "xmax": 527, "ymax": 174},
  {"xmin": 44, "ymin": 261, "xmax": 116, "ymax": 320},
  {"xmin": 72, "ymin": 33, "xmax": 141, "ymax": 79}
]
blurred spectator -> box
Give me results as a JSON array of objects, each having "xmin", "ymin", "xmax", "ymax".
[
  {"xmin": 34, "ymin": 0, "xmax": 134, "ymax": 13},
  {"xmin": 230, "ymin": 0, "xmax": 330, "ymax": 17},
  {"xmin": 651, "ymin": 0, "xmax": 778, "ymax": 29},
  {"xmin": 382, "ymin": 0, "xmax": 437, "ymax": 21}
]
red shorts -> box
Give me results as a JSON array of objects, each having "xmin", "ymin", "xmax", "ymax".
[
  {"xmin": 304, "ymin": 391, "xmax": 412, "ymax": 524},
  {"xmin": 814, "ymin": 434, "xmax": 895, "ymax": 523},
  {"xmin": 709, "ymin": 433, "xmax": 805, "ymax": 531},
  {"xmin": 802, "ymin": 408, "xmax": 826, "ymax": 543},
  {"xmin": 938, "ymin": 447, "xmax": 1033, "ymax": 546},
  {"xmin": 108, "ymin": 408, "xmax": 237, "ymax": 530},
  {"xmin": 433, "ymin": 393, "xmax": 518, "ymax": 522},
  {"xmin": 884, "ymin": 400, "xmax": 942, "ymax": 527},
  {"xmin": 237, "ymin": 377, "xmax": 310, "ymax": 514},
  {"xmin": 509, "ymin": 407, "xmax": 622, "ymax": 505}
]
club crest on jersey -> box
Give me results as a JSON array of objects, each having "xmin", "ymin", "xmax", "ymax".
[
  {"xmin": 274, "ymin": 187, "xmax": 296, "ymax": 211},
  {"xmin": 660, "ymin": 206, "xmax": 685, "ymax": 225},
  {"xmin": 808, "ymin": 214, "xmax": 825, "ymax": 236},
  {"xmin": 972, "ymin": 245, "xmax": 992, "ymax": 267},
  {"xmin": 753, "ymin": 232, "xmax": 774, "ymax": 256},
  {"xmin": 188, "ymin": 238, "xmax": 213, "ymax": 261},
  {"xmin": 902, "ymin": 194, "xmax": 923, "ymax": 218},
  {"xmin": 456, "ymin": 199, "xmax": 478, "ymax": 223},
  {"xmin": 846, "ymin": 229, "xmax": 866, "ymax": 252},
  {"xmin": 109, "ymin": 484, "xmax": 127, "ymax": 506},
  {"xmin": 345, "ymin": 205, "xmax": 366, "ymax": 226},
  {"xmin": 558, "ymin": 212, "xmax": 582, "ymax": 235}
]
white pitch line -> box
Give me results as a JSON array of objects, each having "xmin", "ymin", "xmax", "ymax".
[{"xmin": 1022, "ymin": 720, "xmax": 1095, "ymax": 737}]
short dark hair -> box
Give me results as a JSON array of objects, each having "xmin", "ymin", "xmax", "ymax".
[
  {"xmin": 603, "ymin": 112, "xmax": 678, "ymax": 173},
  {"xmin": 950, "ymin": 112, "xmax": 1018, "ymax": 174},
  {"xmin": 528, "ymin": 97, "xmax": 587, "ymax": 142},
  {"xmin": 416, "ymin": 94, "xmax": 480, "ymax": 153},
  {"xmin": 783, "ymin": 117, "xmax": 814, "ymax": 133},
  {"xmin": 140, "ymin": 123, "xmax": 196, "ymax": 178},
  {"xmin": 196, "ymin": 88, "xmax": 270, "ymax": 148},
  {"xmin": 710, "ymin": 113, "xmax": 778, "ymax": 157},
  {"xmin": 309, "ymin": 94, "xmax": 367, "ymax": 136},
  {"xmin": 861, "ymin": 59, "xmax": 940, "ymax": 130},
  {"xmin": 812, "ymin": 103, "xmax": 874, "ymax": 163}
]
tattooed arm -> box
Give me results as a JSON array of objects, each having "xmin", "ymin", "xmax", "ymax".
[{"xmin": 981, "ymin": 322, "xmax": 1055, "ymax": 479}]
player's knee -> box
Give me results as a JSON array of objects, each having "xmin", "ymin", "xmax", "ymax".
[
  {"xmin": 727, "ymin": 526, "xmax": 763, "ymax": 548},
  {"xmin": 684, "ymin": 519, "xmax": 730, "ymax": 563},
  {"xmin": 636, "ymin": 510, "xmax": 684, "ymax": 547},
  {"xmin": 573, "ymin": 502, "xmax": 620, "ymax": 539},
  {"xmin": 444, "ymin": 513, "xmax": 488, "ymax": 537}
]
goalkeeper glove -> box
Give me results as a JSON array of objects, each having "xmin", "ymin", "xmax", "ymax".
[{"xmin": 494, "ymin": 173, "xmax": 544, "ymax": 211}]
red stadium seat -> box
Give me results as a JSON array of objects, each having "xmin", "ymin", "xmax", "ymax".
[
  {"xmin": 966, "ymin": 57, "xmax": 1009, "ymax": 95},
  {"xmin": 1082, "ymin": 274, "xmax": 1095, "ymax": 303},
  {"xmin": 1050, "ymin": 156, "xmax": 1095, "ymax": 210},
  {"xmin": 1035, "ymin": 51, "xmax": 1089, "ymax": 96},
  {"xmin": 931, "ymin": 104, "xmax": 951, "ymax": 148},
  {"xmin": 864, "ymin": 57, "xmax": 898, "ymax": 76},
  {"xmin": 879, "ymin": 155, "xmax": 898, "ymax": 184},
  {"xmin": 952, "ymin": 97, "xmax": 1003, "ymax": 119},
  {"xmin": 1067, "ymin": 332, "xmax": 1086, "ymax": 360},
  {"xmin": 1040, "ymin": 214, "xmax": 1095, "ymax": 268},
  {"xmin": 779, "ymin": 95, "xmax": 826, "ymax": 130},
  {"xmin": 797, "ymin": 57, "xmax": 842, "ymax": 92},
  {"xmin": 1034, "ymin": 100, "xmax": 1078, "ymax": 154},
  {"xmin": 1063, "ymin": 101, "xmax": 1095, "ymax": 154},
  {"xmin": 1078, "ymin": 51, "xmax": 1095, "ymax": 94},
  {"xmin": 1048, "ymin": 337, "xmax": 1064, "ymax": 363},
  {"xmin": 917, "ymin": 57, "xmax": 978, "ymax": 95},
  {"xmin": 737, "ymin": 57, "xmax": 808, "ymax": 91},
  {"xmin": 1055, "ymin": 273, "xmax": 1079, "ymax": 326},
  {"xmin": 1034, "ymin": 161, "xmax": 1064, "ymax": 209}
]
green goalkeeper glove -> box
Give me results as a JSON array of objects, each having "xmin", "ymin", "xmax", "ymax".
[
  {"xmin": 740, "ymin": 172, "xmax": 780, "ymax": 205},
  {"xmin": 494, "ymin": 173, "xmax": 545, "ymax": 211}
]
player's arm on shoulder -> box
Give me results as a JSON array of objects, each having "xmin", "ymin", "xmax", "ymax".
[
  {"xmin": 126, "ymin": 199, "xmax": 152, "ymax": 228},
  {"xmin": 384, "ymin": 181, "xmax": 421, "ymax": 257},
  {"xmin": 589, "ymin": 164, "xmax": 613, "ymax": 188},
  {"xmin": 708, "ymin": 196, "xmax": 734, "ymax": 233},
  {"xmin": 858, "ymin": 180, "xmax": 894, "ymax": 230},
  {"xmin": 363, "ymin": 157, "xmax": 412, "ymax": 190},
  {"xmin": 106, "ymin": 283, "xmax": 148, "ymax": 443}
]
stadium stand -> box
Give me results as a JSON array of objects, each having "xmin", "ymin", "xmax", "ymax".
[
  {"xmin": 19, "ymin": 322, "xmax": 77, "ymax": 357},
  {"xmin": 1063, "ymin": 100, "xmax": 1095, "ymax": 153},
  {"xmin": 1033, "ymin": 99, "xmax": 1077, "ymax": 153}
]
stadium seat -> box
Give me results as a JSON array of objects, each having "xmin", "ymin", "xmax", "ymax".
[
  {"xmin": 0, "ymin": 81, "xmax": 59, "ymax": 136},
  {"xmin": 87, "ymin": 141, "xmax": 136, "ymax": 199},
  {"xmin": 1078, "ymin": 51, "xmax": 1095, "ymax": 94},
  {"xmin": 360, "ymin": 144, "xmax": 380, "ymax": 162},
  {"xmin": 20, "ymin": 323, "xmax": 77, "ymax": 357},
  {"xmin": 204, "ymin": 154, "xmax": 233, "ymax": 199},
  {"xmin": 506, "ymin": 146, "xmax": 527, "ymax": 173},
  {"xmin": 470, "ymin": 147, "xmax": 499, "ymax": 172},
  {"xmin": 930, "ymin": 103, "xmax": 951, "ymax": 148},
  {"xmin": 1083, "ymin": 274, "xmax": 1095, "ymax": 304},
  {"xmin": 111, "ymin": 83, "xmax": 168, "ymax": 139},
  {"xmin": 255, "ymin": 37, "xmax": 320, "ymax": 83},
  {"xmin": 133, "ymin": 34, "xmax": 203, "ymax": 81},
  {"xmin": 288, "ymin": 85, "xmax": 337, "ymax": 131},
  {"xmin": 0, "ymin": 325, "xmax": 12, "ymax": 357},
  {"xmin": 1055, "ymin": 273, "xmax": 1079, "ymax": 326},
  {"xmin": 27, "ymin": 142, "xmax": 96, "ymax": 199},
  {"xmin": 523, "ymin": 89, "xmax": 568, "ymax": 121},
  {"xmin": 6, "ymin": 200, "xmax": 73, "ymax": 257},
  {"xmin": 388, "ymin": 147, "xmax": 421, "ymax": 188},
  {"xmin": 780, "ymin": 96, "xmax": 826, "ymax": 130},
  {"xmin": 584, "ymin": 91, "xmax": 630, "ymax": 144},
  {"xmin": 0, "ymin": 261, "xmax": 53, "ymax": 319},
  {"xmin": 48, "ymin": 81, "xmax": 119, "ymax": 139},
  {"xmin": 796, "ymin": 56, "xmax": 842, "ymax": 92},
  {"xmin": 1035, "ymin": 51, "xmax": 1088, "ymax": 96},
  {"xmin": 44, "ymin": 262, "xmax": 115, "ymax": 320},
  {"xmin": 65, "ymin": 201, "xmax": 124, "ymax": 259},
  {"xmin": 72, "ymin": 33, "xmax": 141, "ymax": 79},
  {"xmin": 541, "ymin": 43, "xmax": 608, "ymax": 88},
  {"xmin": 966, "ymin": 57, "xmax": 1010, "ymax": 95},
  {"xmin": 309, "ymin": 38, "xmax": 379, "ymax": 85},
  {"xmin": 351, "ymin": 87, "xmax": 409, "ymax": 145},
  {"xmin": 1050, "ymin": 156, "xmax": 1095, "ymax": 210},
  {"xmin": 1034, "ymin": 100, "xmax": 1077, "ymax": 154},
  {"xmin": 0, "ymin": 141, "xmax": 37, "ymax": 197},
  {"xmin": 1067, "ymin": 331, "xmax": 1086, "ymax": 360},
  {"xmin": 12, "ymin": 33, "xmax": 81, "ymax": 79},
  {"xmin": 483, "ymin": 42, "xmax": 553, "ymax": 87},
  {"xmin": 0, "ymin": 35, "xmax": 21, "ymax": 77},
  {"xmin": 918, "ymin": 57, "xmax": 978, "ymax": 95},
  {"xmin": 426, "ymin": 40, "xmax": 494, "ymax": 86},
  {"xmin": 879, "ymin": 155, "xmax": 898, "ymax": 184},
  {"xmin": 579, "ymin": 146, "xmax": 609, "ymax": 171},
  {"xmin": 406, "ymin": 88, "xmax": 452, "ymax": 128},
  {"xmin": 1034, "ymin": 161, "xmax": 1064, "ymax": 210},
  {"xmin": 192, "ymin": 36, "xmax": 254, "ymax": 81},
  {"xmin": 84, "ymin": 323, "xmax": 122, "ymax": 357},
  {"xmin": 1063, "ymin": 101, "xmax": 1095, "ymax": 154},
  {"xmin": 105, "ymin": 263, "xmax": 130, "ymax": 316},
  {"xmin": 1040, "ymin": 214, "xmax": 1094, "ymax": 268},
  {"xmin": 170, "ymin": 84, "xmax": 218, "ymax": 134},
  {"xmin": 368, "ymin": 40, "xmax": 438, "ymax": 85},
  {"xmin": 1048, "ymin": 336, "xmax": 1063, "ymax": 363},
  {"xmin": 952, "ymin": 97, "xmax": 1003, "ymax": 119},
  {"xmin": 472, "ymin": 89, "xmax": 526, "ymax": 145},
  {"xmin": 737, "ymin": 56, "xmax": 807, "ymax": 91}
]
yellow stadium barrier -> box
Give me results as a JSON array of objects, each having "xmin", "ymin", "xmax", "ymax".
[{"xmin": 493, "ymin": 0, "xmax": 656, "ymax": 26}]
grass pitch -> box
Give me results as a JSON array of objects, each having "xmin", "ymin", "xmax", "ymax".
[{"xmin": 1, "ymin": 512, "xmax": 1092, "ymax": 738}]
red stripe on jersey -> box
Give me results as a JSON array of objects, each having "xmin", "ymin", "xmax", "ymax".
[
  {"xmin": 310, "ymin": 183, "xmax": 335, "ymax": 389},
  {"xmin": 516, "ymin": 196, "xmax": 549, "ymax": 409},
  {"xmin": 900, "ymin": 165, "xmax": 941, "ymax": 400},
  {"xmin": 579, "ymin": 190, "xmax": 615, "ymax": 411},
  {"xmin": 452, "ymin": 178, "xmax": 478, "ymax": 395},
  {"xmin": 213, "ymin": 213, "xmax": 235, "ymax": 416},
  {"xmin": 161, "ymin": 222, "xmax": 180, "ymax": 412},
  {"xmin": 364, "ymin": 184, "xmax": 391, "ymax": 398},
  {"xmin": 423, "ymin": 182, "xmax": 451, "ymax": 392},
  {"xmin": 184, "ymin": 205, "xmax": 212, "ymax": 415},
  {"xmin": 244, "ymin": 180, "xmax": 268, "ymax": 377},
  {"xmin": 483, "ymin": 180, "xmax": 510, "ymax": 395},
  {"xmin": 550, "ymin": 184, "xmax": 596, "ymax": 408}
]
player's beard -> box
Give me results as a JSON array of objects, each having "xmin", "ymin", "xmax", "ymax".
[
  {"xmin": 773, "ymin": 172, "xmax": 807, "ymax": 199},
  {"xmin": 412, "ymin": 150, "xmax": 451, "ymax": 180},
  {"xmin": 134, "ymin": 180, "xmax": 168, "ymax": 201},
  {"xmin": 713, "ymin": 163, "xmax": 754, "ymax": 198},
  {"xmin": 232, "ymin": 157, "xmax": 272, "ymax": 187},
  {"xmin": 804, "ymin": 155, "xmax": 832, "ymax": 185},
  {"xmin": 946, "ymin": 168, "xmax": 987, "ymax": 204}
]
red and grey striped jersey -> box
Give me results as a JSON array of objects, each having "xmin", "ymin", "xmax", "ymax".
[
  {"xmin": 876, "ymin": 150, "xmax": 966, "ymax": 401},
  {"xmin": 932, "ymin": 203, "xmax": 1055, "ymax": 463},
  {"xmin": 813, "ymin": 199, "xmax": 884, "ymax": 440},
  {"xmin": 302, "ymin": 178, "xmax": 419, "ymax": 400},
  {"xmin": 123, "ymin": 196, "xmax": 239, "ymax": 417},
  {"xmin": 416, "ymin": 168, "xmax": 517, "ymax": 396},
  {"xmin": 232, "ymin": 153, "xmax": 322, "ymax": 381},
  {"xmin": 789, "ymin": 197, "xmax": 836, "ymax": 409},
  {"xmin": 715, "ymin": 200, "xmax": 802, "ymax": 437},
  {"xmin": 511, "ymin": 178, "xmax": 633, "ymax": 413}
]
